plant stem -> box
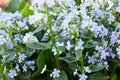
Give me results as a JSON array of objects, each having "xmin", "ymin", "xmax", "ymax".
[{"xmin": 46, "ymin": 4, "xmax": 60, "ymax": 69}]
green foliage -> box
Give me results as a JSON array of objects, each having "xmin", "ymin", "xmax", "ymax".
[
  {"xmin": 33, "ymin": 23, "xmax": 48, "ymax": 34},
  {"xmin": 89, "ymin": 73, "xmax": 107, "ymax": 80},
  {"xmin": 32, "ymin": 49, "xmax": 56, "ymax": 78},
  {"xmin": 21, "ymin": 4, "xmax": 33, "ymax": 17},
  {"xmin": 27, "ymin": 42, "xmax": 51, "ymax": 50},
  {"xmin": 89, "ymin": 65, "xmax": 105, "ymax": 72},
  {"xmin": 4, "ymin": 0, "xmax": 26, "ymax": 12}
]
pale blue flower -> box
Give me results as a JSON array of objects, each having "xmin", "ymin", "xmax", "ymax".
[
  {"xmin": 52, "ymin": 46, "xmax": 57, "ymax": 55},
  {"xmin": 88, "ymin": 56, "xmax": 95, "ymax": 64},
  {"xmin": 66, "ymin": 40, "xmax": 72, "ymax": 50},
  {"xmin": 15, "ymin": 64, "xmax": 20, "ymax": 72},
  {"xmin": 8, "ymin": 69, "xmax": 17, "ymax": 78},
  {"xmin": 79, "ymin": 74, "xmax": 88, "ymax": 80},
  {"xmin": 18, "ymin": 53, "xmax": 26, "ymax": 63},
  {"xmin": 23, "ymin": 32, "xmax": 38, "ymax": 44},
  {"xmin": 116, "ymin": 46, "xmax": 120, "ymax": 55},
  {"xmin": 50, "ymin": 68, "xmax": 60, "ymax": 78},
  {"xmin": 84, "ymin": 66, "xmax": 92, "ymax": 73},
  {"xmin": 75, "ymin": 39, "xmax": 84, "ymax": 50},
  {"xmin": 22, "ymin": 64, "xmax": 27, "ymax": 72}
]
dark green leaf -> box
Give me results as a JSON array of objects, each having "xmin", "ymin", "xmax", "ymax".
[
  {"xmin": 32, "ymin": 49, "xmax": 56, "ymax": 78},
  {"xmin": 33, "ymin": 23, "xmax": 48, "ymax": 34},
  {"xmin": 59, "ymin": 56, "xmax": 77, "ymax": 63},
  {"xmin": 89, "ymin": 65, "xmax": 105, "ymax": 72},
  {"xmin": 22, "ymin": 48, "xmax": 35, "ymax": 57},
  {"xmin": 27, "ymin": 42, "xmax": 51, "ymax": 50},
  {"xmin": 6, "ymin": 50, "xmax": 16, "ymax": 63},
  {"xmin": 75, "ymin": 49, "xmax": 82, "ymax": 60},
  {"xmin": 89, "ymin": 73, "xmax": 107, "ymax": 80}
]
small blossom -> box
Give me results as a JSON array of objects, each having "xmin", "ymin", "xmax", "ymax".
[
  {"xmin": 84, "ymin": 67, "xmax": 92, "ymax": 73},
  {"xmin": 73, "ymin": 69, "xmax": 78, "ymax": 76},
  {"xmin": 116, "ymin": 46, "xmax": 120, "ymax": 55},
  {"xmin": 8, "ymin": 69, "xmax": 17, "ymax": 78},
  {"xmin": 75, "ymin": 39, "xmax": 84, "ymax": 50},
  {"xmin": 116, "ymin": 6, "xmax": 120, "ymax": 13},
  {"xmin": 23, "ymin": 32, "xmax": 38, "ymax": 44},
  {"xmin": 52, "ymin": 46, "xmax": 57, "ymax": 55},
  {"xmin": 108, "ymin": 14, "xmax": 114, "ymax": 24},
  {"xmin": 79, "ymin": 74, "xmax": 88, "ymax": 80},
  {"xmin": 15, "ymin": 64, "xmax": 20, "ymax": 72},
  {"xmin": 26, "ymin": 60, "xmax": 35, "ymax": 65},
  {"xmin": 104, "ymin": 61, "xmax": 109, "ymax": 70},
  {"xmin": 50, "ymin": 68, "xmax": 60, "ymax": 78},
  {"xmin": 41, "ymin": 65, "xmax": 47, "ymax": 74},
  {"xmin": 88, "ymin": 56, "xmax": 95, "ymax": 64},
  {"xmin": 22, "ymin": 64, "xmax": 27, "ymax": 72},
  {"xmin": 30, "ymin": 66, "xmax": 35, "ymax": 71},
  {"xmin": 56, "ymin": 41, "xmax": 64, "ymax": 47},
  {"xmin": 66, "ymin": 40, "xmax": 72, "ymax": 50},
  {"xmin": 18, "ymin": 53, "xmax": 27, "ymax": 63}
]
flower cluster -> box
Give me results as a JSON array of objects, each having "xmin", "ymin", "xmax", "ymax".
[{"xmin": 0, "ymin": 0, "xmax": 120, "ymax": 80}]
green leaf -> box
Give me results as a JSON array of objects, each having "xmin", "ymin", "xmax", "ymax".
[
  {"xmin": 75, "ymin": 0, "xmax": 81, "ymax": 6},
  {"xmin": 18, "ymin": 0, "xmax": 26, "ymax": 11},
  {"xmin": 4, "ymin": 0, "xmax": 23, "ymax": 12},
  {"xmin": 22, "ymin": 48, "xmax": 35, "ymax": 57},
  {"xmin": 85, "ymin": 40, "xmax": 100, "ymax": 48},
  {"xmin": 5, "ymin": 50, "xmax": 16, "ymax": 63},
  {"xmin": 27, "ymin": 42, "xmax": 51, "ymax": 50},
  {"xmin": 89, "ymin": 65, "xmax": 105, "ymax": 72},
  {"xmin": 68, "ymin": 63, "xmax": 81, "ymax": 70},
  {"xmin": 59, "ymin": 56, "xmax": 77, "ymax": 63},
  {"xmin": 53, "ymin": 71, "xmax": 68, "ymax": 80},
  {"xmin": 32, "ymin": 49, "xmax": 56, "ymax": 78},
  {"xmin": 0, "ymin": 46, "xmax": 4, "ymax": 55},
  {"xmin": 21, "ymin": 71, "xmax": 32, "ymax": 79},
  {"xmin": 21, "ymin": 4, "xmax": 33, "ymax": 17},
  {"xmin": 33, "ymin": 23, "xmax": 48, "ymax": 34},
  {"xmin": 89, "ymin": 73, "xmax": 107, "ymax": 80},
  {"xmin": 75, "ymin": 49, "xmax": 82, "ymax": 60}
]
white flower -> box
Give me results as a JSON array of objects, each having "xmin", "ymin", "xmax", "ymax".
[
  {"xmin": 46, "ymin": 0, "xmax": 55, "ymax": 7},
  {"xmin": 22, "ymin": 64, "xmax": 27, "ymax": 72},
  {"xmin": 84, "ymin": 67, "xmax": 92, "ymax": 73},
  {"xmin": 26, "ymin": 60, "xmax": 35, "ymax": 65},
  {"xmin": 28, "ymin": 13, "xmax": 47, "ymax": 25},
  {"xmin": 15, "ymin": 64, "xmax": 20, "ymax": 72},
  {"xmin": 52, "ymin": 46, "xmax": 57, "ymax": 55},
  {"xmin": 104, "ymin": 61, "xmax": 109, "ymax": 70},
  {"xmin": 56, "ymin": 42, "xmax": 64, "ymax": 47},
  {"xmin": 41, "ymin": 65, "xmax": 47, "ymax": 74},
  {"xmin": 18, "ymin": 53, "xmax": 26, "ymax": 63},
  {"xmin": 50, "ymin": 68, "xmax": 60, "ymax": 78},
  {"xmin": 23, "ymin": 32, "xmax": 38, "ymax": 44},
  {"xmin": 8, "ymin": 69, "xmax": 17, "ymax": 78},
  {"xmin": 30, "ymin": 66, "xmax": 35, "ymax": 71},
  {"xmin": 116, "ymin": 46, "xmax": 120, "ymax": 55},
  {"xmin": 75, "ymin": 39, "xmax": 84, "ymax": 50},
  {"xmin": 73, "ymin": 69, "xmax": 78, "ymax": 76},
  {"xmin": 66, "ymin": 40, "xmax": 72, "ymax": 50},
  {"xmin": 79, "ymin": 74, "xmax": 88, "ymax": 80},
  {"xmin": 116, "ymin": 6, "xmax": 120, "ymax": 13}
]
